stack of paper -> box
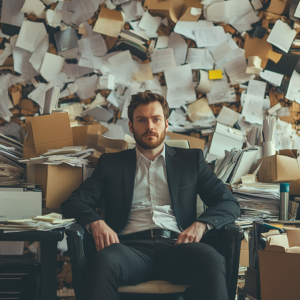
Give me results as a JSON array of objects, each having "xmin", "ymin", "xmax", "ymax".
[
  {"xmin": 0, "ymin": 213, "xmax": 75, "ymax": 231},
  {"xmin": 19, "ymin": 146, "xmax": 95, "ymax": 167},
  {"xmin": 232, "ymin": 183, "xmax": 280, "ymax": 220}
]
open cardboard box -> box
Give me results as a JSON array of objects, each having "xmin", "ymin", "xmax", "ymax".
[
  {"xmin": 257, "ymin": 149, "xmax": 300, "ymax": 183},
  {"xmin": 144, "ymin": 0, "xmax": 202, "ymax": 23},
  {"xmin": 166, "ymin": 132, "xmax": 205, "ymax": 149},
  {"xmin": 259, "ymin": 229, "xmax": 300, "ymax": 300},
  {"xmin": 23, "ymin": 112, "xmax": 73, "ymax": 159}
]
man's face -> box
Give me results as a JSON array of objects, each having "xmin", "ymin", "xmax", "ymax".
[{"xmin": 129, "ymin": 101, "xmax": 169, "ymax": 150}]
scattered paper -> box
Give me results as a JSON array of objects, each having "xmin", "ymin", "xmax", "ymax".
[
  {"xmin": 186, "ymin": 48, "xmax": 214, "ymax": 70},
  {"xmin": 40, "ymin": 53, "xmax": 65, "ymax": 82},
  {"xmin": 267, "ymin": 20, "xmax": 297, "ymax": 53},
  {"xmin": 194, "ymin": 26, "xmax": 226, "ymax": 47}
]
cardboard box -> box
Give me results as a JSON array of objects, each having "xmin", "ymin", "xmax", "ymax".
[
  {"xmin": 35, "ymin": 164, "xmax": 82, "ymax": 209},
  {"xmin": 23, "ymin": 113, "xmax": 73, "ymax": 158},
  {"xmin": 72, "ymin": 124, "xmax": 107, "ymax": 146},
  {"xmin": 144, "ymin": 0, "xmax": 202, "ymax": 23},
  {"xmin": 257, "ymin": 149, "xmax": 300, "ymax": 183},
  {"xmin": 166, "ymin": 132, "xmax": 205, "ymax": 149},
  {"xmin": 259, "ymin": 232, "xmax": 300, "ymax": 300}
]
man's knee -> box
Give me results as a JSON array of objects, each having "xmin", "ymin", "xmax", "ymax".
[{"xmin": 86, "ymin": 243, "xmax": 125, "ymax": 275}]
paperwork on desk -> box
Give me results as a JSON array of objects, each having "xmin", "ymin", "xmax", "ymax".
[
  {"xmin": 232, "ymin": 183, "xmax": 280, "ymax": 221},
  {"xmin": 0, "ymin": 213, "xmax": 75, "ymax": 231}
]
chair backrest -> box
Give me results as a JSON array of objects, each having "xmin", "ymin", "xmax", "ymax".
[{"xmin": 128, "ymin": 139, "xmax": 190, "ymax": 149}]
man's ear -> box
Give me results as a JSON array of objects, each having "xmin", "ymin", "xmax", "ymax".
[
  {"xmin": 165, "ymin": 119, "xmax": 169, "ymax": 132},
  {"xmin": 129, "ymin": 121, "xmax": 133, "ymax": 134}
]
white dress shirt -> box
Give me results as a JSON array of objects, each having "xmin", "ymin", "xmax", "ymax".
[{"xmin": 119, "ymin": 146, "xmax": 181, "ymax": 235}]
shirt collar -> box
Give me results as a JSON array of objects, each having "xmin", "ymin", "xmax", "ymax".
[{"xmin": 135, "ymin": 144, "xmax": 166, "ymax": 167}]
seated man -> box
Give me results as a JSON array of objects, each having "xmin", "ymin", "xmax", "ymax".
[{"xmin": 61, "ymin": 91, "xmax": 240, "ymax": 300}]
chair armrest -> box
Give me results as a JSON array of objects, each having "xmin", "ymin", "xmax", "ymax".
[
  {"xmin": 220, "ymin": 223, "xmax": 244, "ymax": 300},
  {"xmin": 65, "ymin": 223, "xmax": 88, "ymax": 299},
  {"xmin": 65, "ymin": 222, "xmax": 86, "ymax": 238}
]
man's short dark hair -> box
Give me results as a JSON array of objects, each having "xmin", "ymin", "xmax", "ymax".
[{"xmin": 127, "ymin": 90, "xmax": 169, "ymax": 123}]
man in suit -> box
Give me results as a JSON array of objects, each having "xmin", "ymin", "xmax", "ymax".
[{"xmin": 61, "ymin": 91, "xmax": 240, "ymax": 300}]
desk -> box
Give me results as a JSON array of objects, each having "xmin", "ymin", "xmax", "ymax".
[{"xmin": 0, "ymin": 229, "xmax": 64, "ymax": 300}]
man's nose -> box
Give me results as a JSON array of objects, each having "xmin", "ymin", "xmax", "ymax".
[{"xmin": 146, "ymin": 120, "xmax": 154, "ymax": 130}]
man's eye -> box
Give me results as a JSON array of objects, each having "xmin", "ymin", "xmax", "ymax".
[
  {"xmin": 154, "ymin": 118, "xmax": 160, "ymax": 121},
  {"xmin": 138, "ymin": 119, "xmax": 144, "ymax": 122}
]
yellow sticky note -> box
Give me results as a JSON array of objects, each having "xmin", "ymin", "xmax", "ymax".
[{"xmin": 208, "ymin": 70, "xmax": 223, "ymax": 80}]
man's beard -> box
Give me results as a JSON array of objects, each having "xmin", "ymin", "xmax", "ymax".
[{"xmin": 133, "ymin": 128, "xmax": 166, "ymax": 150}]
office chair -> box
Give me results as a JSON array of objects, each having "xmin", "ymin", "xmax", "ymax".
[{"xmin": 65, "ymin": 139, "xmax": 244, "ymax": 300}]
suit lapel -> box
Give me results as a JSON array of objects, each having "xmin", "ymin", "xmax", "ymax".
[
  {"xmin": 165, "ymin": 144, "xmax": 179, "ymax": 208},
  {"xmin": 122, "ymin": 149, "xmax": 137, "ymax": 210}
]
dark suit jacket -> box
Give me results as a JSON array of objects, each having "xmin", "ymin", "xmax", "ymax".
[{"xmin": 61, "ymin": 145, "xmax": 240, "ymax": 233}]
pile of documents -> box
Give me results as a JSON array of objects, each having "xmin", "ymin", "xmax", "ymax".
[
  {"xmin": 0, "ymin": 133, "xmax": 25, "ymax": 185},
  {"xmin": 232, "ymin": 183, "xmax": 280, "ymax": 221},
  {"xmin": 19, "ymin": 146, "xmax": 94, "ymax": 167},
  {"xmin": 0, "ymin": 213, "xmax": 75, "ymax": 231},
  {"xmin": 0, "ymin": 0, "xmax": 299, "ymax": 153}
]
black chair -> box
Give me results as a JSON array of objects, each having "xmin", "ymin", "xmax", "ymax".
[{"xmin": 66, "ymin": 222, "xmax": 244, "ymax": 300}]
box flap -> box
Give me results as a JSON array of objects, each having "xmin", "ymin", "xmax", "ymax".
[
  {"xmin": 72, "ymin": 125, "xmax": 103, "ymax": 146},
  {"xmin": 31, "ymin": 113, "xmax": 73, "ymax": 155},
  {"xmin": 279, "ymin": 149, "xmax": 298, "ymax": 158},
  {"xmin": 286, "ymin": 247, "xmax": 300, "ymax": 253},
  {"xmin": 264, "ymin": 234, "xmax": 288, "ymax": 252}
]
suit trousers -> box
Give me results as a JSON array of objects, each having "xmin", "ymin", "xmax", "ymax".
[{"xmin": 80, "ymin": 236, "xmax": 228, "ymax": 300}]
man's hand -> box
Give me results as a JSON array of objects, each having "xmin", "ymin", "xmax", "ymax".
[
  {"xmin": 89, "ymin": 220, "xmax": 120, "ymax": 251},
  {"xmin": 175, "ymin": 222, "xmax": 207, "ymax": 245}
]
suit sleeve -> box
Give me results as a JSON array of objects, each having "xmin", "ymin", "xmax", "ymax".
[
  {"xmin": 60, "ymin": 154, "xmax": 106, "ymax": 226},
  {"xmin": 196, "ymin": 149, "xmax": 240, "ymax": 230}
]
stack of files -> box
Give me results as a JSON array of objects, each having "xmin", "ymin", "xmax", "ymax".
[
  {"xmin": 235, "ymin": 216, "xmax": 264, "ymax": 229},
  {"xmin": 232, "ymin": 183, "xmax": 280, "ymax": 220},
  {"xmin": 19, "ymin": 146, "xmax": 95, "ymax": 167},
  {"xmin": 0, "ymin": 213, "xmax": 75, "ymax": 231},
  {"xmin": 0, "ymin": 134, "xmax": 25, "ymax": 185},
  {"xmin": 215, "ymin": 146, "xmax": 258, "ymax": 184}
]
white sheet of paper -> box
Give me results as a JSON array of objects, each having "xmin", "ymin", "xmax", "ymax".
[
  {"xmin": 78, "ymin": 34, "xmax": 107, "ymax": 57},
  {"xmin": 294, "ymin": 1, "xmax": 300, "ymax": 18},
  {"xmin": 150, "ymin": 48, "xmax": 175, "ymax": 73},
  {"xmin": 107, "ymin": 91, "xmax": 119, "ymax": 108},
  {"xmin": 1, "ymin": 0, "xmax": 25, "ymax": 27},
  {"xmin": 242, "ymin": 94, "xmax": 264, "ymax": 125},
  {"xmin": 16, "ymin": 21, "xmax": 47, "ymax": 52},
  {"xmin": 251, "ymin": 0, "xmax": 263, "ymax": 10},
  {"xmin": 217, "ymin": 106, "xmax": 240, "ymax": 127},
  {"xmin": 155, "ymin": 36, "xmax": 169, "ymax": 49},
  {"xmin": 27, "ymin": 83, "xmax": 47, "ymax": 111},
  {"xmin": 222, "ymin": 55, "xmax": 253, "ymax": 84},
  {"xmin": 247, "ymin": 79, "xmax": 267, "ymax": 99},
  {"xmin": 194, "ymin": 26, "xmax": 226, "ymax": 47},
  {"xmin": 99, "ymin": 74, "xmax": 115, "ymax": 90},
  {"xmin": 174, "ymin": 20, "xmax": 213, "ymax": 41},
  {"xmin": 121, "ymin": 1, "xmax": 144, "ymax": 22},
  {"xmin": 259, "ymin": 70, "xmax": 283, "ymax": 87},
  {"xmin": 82, "ymin": 105, "xmax": 114, "ymax": 122},
  {"xmin": 29, "ymin": 34, "xmax": 49, "ymax": 71},
  {"xmin": 168, "ymin": 32, "xmax": 187, "ymax": 66},
  {"xmin": 75, "ymin": 74, "xmax": 98, "ymax": 100},
  {"xmin": 186, "ymin": 48, "xmax": 214, "ymax": 70},
  {"xmin": 211, "ymin": 41, "xmax": 232, "ymax": 63},
  {"xmin": 46, "ymin": 9, "xmax": 62, "ymax": 27},
  {"xmin": 207, "ymin": 80, "xmax": 236, "ymax": 104},
  {"xmin": 267, "ymin": 20, "xmax": 297, "ymax": 53},
  {"xmin": 13, "ymin": 46, "xmax": 38, "ymax": 77},
  {"xmin": 233, "ymin": 10, "xmax": 260, "ymax": 32},
  {"xmin": 165, "ymin": 64, "xmax": 196, "ymax": 107},
  {"xmin": 40, "ymin": 52, "xmax": 65, "ymax": 82},
  {"xmin": 207, "ymin": 0, "xmax": 253, "ymax": 25},
  {"xmin": 21, "ymin": 0, "xmax": 45, "ymax": 17},
  {"xmin": 138, "ymin": 11, "xmax": 161, "ymax": 38},
  {"xmin": 286, "ymin": 70, "xmax": 300, "ymax": 103}
]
